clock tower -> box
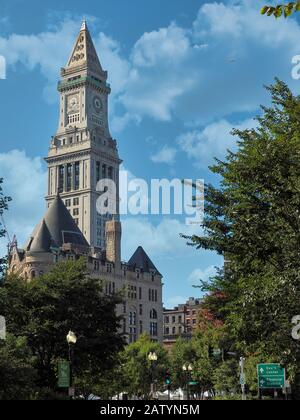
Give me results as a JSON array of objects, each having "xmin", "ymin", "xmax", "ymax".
[{"xmin": 45, "ymin": 21, "xmax": 122, "ymax": 248}]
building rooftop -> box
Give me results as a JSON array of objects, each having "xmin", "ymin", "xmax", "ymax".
[
  {"xmin": 26, "ymin": 195, "xmax": 89, "ymax": 253},
  {"xmin": 128, "ymin": 246, "xmax": 160, "ymax": 274}
]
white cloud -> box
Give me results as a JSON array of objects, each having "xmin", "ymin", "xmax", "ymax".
[
  {"xmin": 188, "ymin": 265, "xmax": 217, "ymax": 286},
  {"xmin": 0, "ymin": 19, "xmax": 80, "ymax": 103},
  {"xmin": 131, "ymin": 23, "xmax": 190, "ymax": 68},
  {"xmin": 122, "ymin": 216, "xmax": 200, "ymax": 261},
  {"xmin": 1, "ymin": 1, "xmax": 299, "ymax": 130},
  {"xmin": 0, "ymin": 150, "xmax": 46, "ymax": 257},
  {"xmin": 150, "ymin": 146, "xmax": 177, "ymax": 165},
  {"xmin": 177, "ymin": 118, "xmax": 256, "ymax": 168},
  {"xmin": 118, "ymin": 1, "xmax": 300, "ymax": 127}
]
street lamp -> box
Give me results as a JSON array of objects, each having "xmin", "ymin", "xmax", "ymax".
[
  {"xmin": 182, "ymin": 364, "xmax": 193, "ymax": 400},
  {"xmin": 148, "ymin": 352, "xmax": 158, "ymax": 399},
  {"xmin": 66, "ymin": 331, "xmax": 77, "ymax": 399}
]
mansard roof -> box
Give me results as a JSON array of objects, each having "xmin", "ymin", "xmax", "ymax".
[
  {"xmin": 26, "ymin": 195, "xmax": 89, "ymax": 253},
  {"xmin": 128, "ymin": 246, "xmax": 160, "ymax": 275}
]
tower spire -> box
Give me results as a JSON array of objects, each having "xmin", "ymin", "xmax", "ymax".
[
  {"xmin": 80, "ymin": 19, "xmax": 87, "ymax": 31},
  {"xmin": 64, "ymin": 20, "xmax": 105, "ymax": 78}
]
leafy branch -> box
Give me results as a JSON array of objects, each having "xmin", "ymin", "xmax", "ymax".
[{"xmin": 261, "ymin": 2, "xmax": 300, "ymax": 17}]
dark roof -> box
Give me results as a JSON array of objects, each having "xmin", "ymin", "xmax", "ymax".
[
  {"xmin": 128, "ymin": 246, "xmax": 160, "ymax": 274},
  {"xmin": 27, "ymin": 195, "xmax": 89, "ymax": 253},
  {"xmin": 29, "ymin": 219, "xmax": 52, "ymax": 253}
]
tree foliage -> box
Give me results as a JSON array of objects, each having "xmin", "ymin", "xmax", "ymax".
[
  {"xmin": 0, "ymin": 258, "xmax": 125, "ymax": 396},
  {"xmin": 0, "ymin": 334, "xmax": 37, "ymax": 400},
  {"xmin": 118, "ymin": 334, "xmax": 169, "ymax": 399},
  {"xmin": 0, "ymin": 178, "xmax": 11, "ymax": 279},
  {"xmin": 186, "ymin": 80, "xmax": 300, "ymax": 397},
  {"xmin": 261, "ymin": 2, "xmax": 300, "ymax": 17}
]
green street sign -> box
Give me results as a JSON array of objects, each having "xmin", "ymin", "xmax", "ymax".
[
  {"xmin": 188, "ymin": 381, "xmax": 199, "ymax": 386},
  {"xmin": 58, "ymin": 360, "xmax": 70, "ymax": 388},
  {"xmin": 257, "ymin": 364, "xmax": 285, "ymax": 389}
]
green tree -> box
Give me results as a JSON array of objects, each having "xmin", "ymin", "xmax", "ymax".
[
  {"xmin": 120, "ymin": 334, "xmax": 169, "ymax": 398},
  {"xmin": 169, "ymin": 338, "xmax": 197, "ymax": 390},
  {"xmin": 261, "ymin": 2, "xmax": 300, "ymax": 18},
  {"xmin": 0, "ymin": 258, "xmax": 125, "ymax": 393},
  {"xmin": 0, "ymin": 334, "xmax": 37, "ymax": 400},
  {"xmin": 213, "ymin": 359, "xmax": 239, "ymax": 396},
  {"xmin": 0, "ymin": 178, "xmax": 11, "ymax": 280},
  {"xmin": 186, "ymin": 80, "xmax": 300, "ymax": 397}
]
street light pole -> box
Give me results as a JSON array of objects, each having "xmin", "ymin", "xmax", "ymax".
[
  {"xmin": 148, "ymin": 352, "xmax": 158, "ymax": 400},
  {"xmin": 183, "ymin": 364, "xmax": 193, "ymax": 400},
  {"xmin": 66, "ymin": 331, "xmax": 77, "ymax": 399}
]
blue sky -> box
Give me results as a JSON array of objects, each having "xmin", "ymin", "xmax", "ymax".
[{"xmin": 1, "ymin": 0, "xmax": 300, "ymax": 307}]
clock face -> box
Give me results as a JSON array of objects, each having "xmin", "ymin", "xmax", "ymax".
[
  {"xmin": 67, "ymin": 95, "xmax": 79, "ymax": 114},
  {"xmin": 93, "ymin": 96, "xmax": 103, "ymax": 113}
]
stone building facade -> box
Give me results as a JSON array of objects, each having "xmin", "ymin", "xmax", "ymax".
[
  {"xmin": 163, "ymin": 298, "xmax": 202, "ymax": 351},
  {"xmin": 8, "ymin": 21, "xmax": 163, "ymax": 344}
]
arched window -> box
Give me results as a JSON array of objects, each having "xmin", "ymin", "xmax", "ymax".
[{"xmin": 150, "ymin": 309, "xmax": 157, "ymax": 320}]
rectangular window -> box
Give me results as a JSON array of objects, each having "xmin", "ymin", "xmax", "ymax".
[
  {"xmin": 150, "ymin": 322, "xmax": 158, "ymax": 337},
  {"xmin": 108, "ymin": 166, "xmax": 113, "ymax": 179},
  {"xmin": 74, "ymin": 162, "xmax": 80, "ymax": 190},
  {"xmin": 73, "ymin": 208, "xmax": 79, "ymax": 216},
  {"xmin": 66, "ymin": 164, "xmax": 72, "ymax": 192},
  {"xmin": 96, "ymin": 161, "xmax": 101, "ymax": 182},
  {"xmin": 139, "ymin": 287, "xmax": 142, "ymax": 300},
  {"xmin": 58, "ymin": 165, "xmax": 64, "ymax": 193},
  {"xmin": 73, "ymin": 198, "xmax": 79, "ymax": 206},
  {"xmin": 102, "ymin": 164, "xmax": 107, "ymax": 179},
  {"xmin": 68, "ymin": 113, "xmax": 80, "ymax": 124}
]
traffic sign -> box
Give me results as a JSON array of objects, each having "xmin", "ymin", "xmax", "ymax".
[
  {"xmin": 58, "ymin": 360, "xmax": 70, "ymax": 388},
  {"xmin": 188, "ymin": 381, "xmax": 199, "ymax": 386},
  {"xmin": 257, "ymin": 364, "xmax": 285, "ymax": 389}
]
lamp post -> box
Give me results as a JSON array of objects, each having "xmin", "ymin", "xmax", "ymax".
[
  {"xmin": 148, "ymin": 352, "xmax": 158, "ymax": 399},
  {"xmin": 182, "ymin": 364, "xmax": 193, "ymax": 400},
  {"xmin": 66, "ymin": 331, "xmax": 77, "ymax": 399}
]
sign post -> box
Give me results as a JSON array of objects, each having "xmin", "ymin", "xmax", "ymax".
[
  {"xmin": 240, "ymin": 357, "xmax": 246, "ymax": 400},
  {"xmin": 58, "ymin": 360, "xmax": 70, "ymax": 389},
  {"xmin": 257, "ymin": 364, "xmax": 285, "ymax": 394}
]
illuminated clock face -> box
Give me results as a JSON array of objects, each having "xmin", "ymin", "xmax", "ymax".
[
  {"xmin": 93, "ymin": 96, "xmax": 103, "ymax": 113},
  {"xmin": 67, "ymin": 95, "xmax": 79, "ymax": 114}
]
